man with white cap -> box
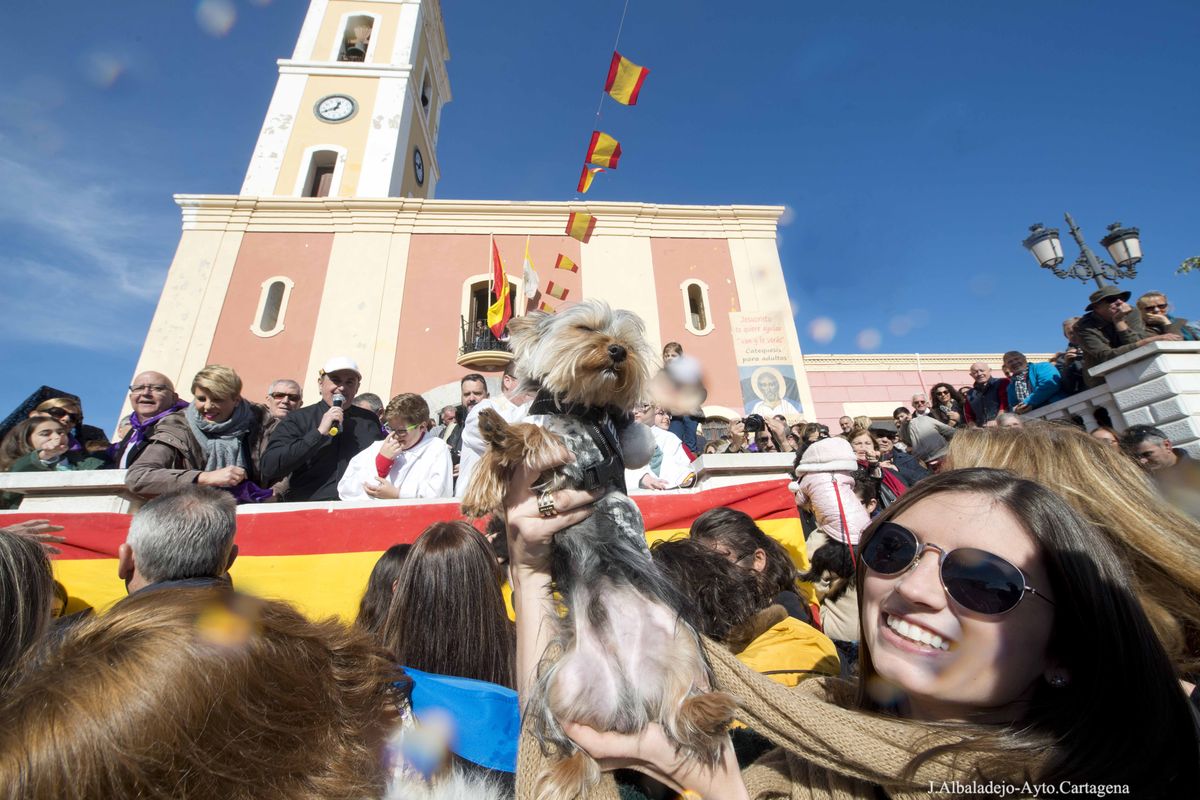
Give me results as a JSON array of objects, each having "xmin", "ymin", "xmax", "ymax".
[{"xmin": 260, "ymin": 357, "xmax": 384, "ymax": 502}]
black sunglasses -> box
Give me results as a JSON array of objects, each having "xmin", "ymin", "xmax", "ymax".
[
  {"xmin": 861, "ymin": 522, "xmax": 1054, "ymax": 615},
  {"xmin": 43, "ymin": 407, "xmax": 79, "ymax": 421}
]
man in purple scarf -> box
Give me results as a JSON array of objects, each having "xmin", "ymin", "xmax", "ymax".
[{"xmin": 111, "ymin": 372, "xmax": 188, "ymax": 469}]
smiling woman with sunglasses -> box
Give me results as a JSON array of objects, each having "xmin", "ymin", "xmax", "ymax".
[{"xmin": 510, "ymin": 468, "xmax": 1199, "ymax": 799}]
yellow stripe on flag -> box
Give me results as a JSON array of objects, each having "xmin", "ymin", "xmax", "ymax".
[
  {"xmin": 577, "ymin": 165, "xmax": 604, "ymax": 194},
  {"xmin": 604, "ymin": 51, "xmax": 649, "ymax": 106},
  {"xmin": 565, "ymin": 212, "xmax": 596, "ymax": 243},
  {"xmin": 584, "ymin": 131, "xmax": 621, "ymax": 169}
]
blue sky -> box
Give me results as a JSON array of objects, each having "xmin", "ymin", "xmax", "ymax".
[{"xmin": 2, "ymin": 0, "xmax": 1198, "ymax": 429}]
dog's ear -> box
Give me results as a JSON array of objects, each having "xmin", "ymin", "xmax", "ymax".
[
  {"xmin": 460, "ymin": 448, "xmax": 508, "ymax": 518},
  {"xmin": 505, "ymin": 314, "xmax": 542, "ymax": 362},
  {"xmin": 520, "ymin": 425, "xmax": 573, "ymax": 475}
]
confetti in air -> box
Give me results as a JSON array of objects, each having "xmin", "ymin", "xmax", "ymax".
[
  {"xmin": 196, "ymin": 0, "xmax": 237, "ymax": 37},
  {"xmin": 808, "ymin": 316, "xmax": 836, "ymax": 344},
  {"xmin": 856, "ymin": 328, "xmax": 882, "ymax": 350}
]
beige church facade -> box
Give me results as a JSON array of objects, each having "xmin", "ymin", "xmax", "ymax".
[{"xmin": 130, "ymin": 0, "xmax": 1019, "ymax": 426}]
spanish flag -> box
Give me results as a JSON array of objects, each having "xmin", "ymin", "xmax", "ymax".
[
  {"xmin": 577, "ymin": 165, "xmax": 604, "ymax": 194},
  {"xmin": 554, "ymin": 254, "xmax": 579, "ymax": 273},
  {"xmin": 565, "ymin": 212, "xmax": 596, "ymax": 243},
  {"xmin": 545, "ymin": 281, "xmax": 569, "ymax": 301},
  {"xmin": 584, "ymin": 132, "xmax": 621, "ymax": 169},
  {"xmin": 538, "ymin": 301, "xmax": 557, "ymax": 313},
  {"xmin": 486, "ymin": 237, "xmax": 511, "ymax": 337},
  {"xmin": 35, "ymin": 480, "xmax": 814, "ymax": 622},
  {"xmin": 604, "ymin": 51, "xmax": 649, "ymax": 106}
]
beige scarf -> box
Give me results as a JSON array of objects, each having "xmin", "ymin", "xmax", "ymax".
[{"xmin": 516, "ymin": 638, "xmax": 1023, "ymax": 800}]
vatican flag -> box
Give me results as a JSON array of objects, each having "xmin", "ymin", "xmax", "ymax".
[{"xmin": 522, "ymin": 236, "xmax": 539, "ymax": 299}]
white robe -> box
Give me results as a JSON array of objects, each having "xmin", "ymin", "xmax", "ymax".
[
  {"xmin": 455, "ymin": 395, "xmax": 543, "ymax": 499},
  {"xmin": 337, "ymin": 433, "xmax": 453, "ymax": 500},
  {"xmin": 626, "ymin": 425, "xmax": 694, "ymax": 489}
]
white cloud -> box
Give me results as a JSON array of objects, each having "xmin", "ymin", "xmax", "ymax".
[{"xmin": 0, "ymin": 134, "xmax": 170, "ymax": 351}]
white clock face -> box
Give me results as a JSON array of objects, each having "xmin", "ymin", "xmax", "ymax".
[
  {"xmin": 413, "ymin": 148, "xmax": 425, "ymax": 185},
  {"xmin": 315, "ymin": 95, "xmax": 356, "ymax": 123}
]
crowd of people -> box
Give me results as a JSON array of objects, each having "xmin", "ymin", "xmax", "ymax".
[{"xmin": 1, "ymin": 289, "xmax": 1200, "ymax": 797}]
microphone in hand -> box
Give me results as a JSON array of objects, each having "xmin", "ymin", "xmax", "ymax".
[{"xmin": 330, "ymin": 394, "xmax": 345, "ymax": 437}]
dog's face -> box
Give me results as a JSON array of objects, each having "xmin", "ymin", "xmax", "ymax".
[{"xmin": 508, "ymin": 300, "xmax": 652, "ymax": 411}]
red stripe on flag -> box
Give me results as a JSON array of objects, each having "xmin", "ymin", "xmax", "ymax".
[
  {"xmin": 627, "ymin": 66, "xmax": 649, "ymax": 106},
  {"xmin": 604, "ymin": 51, "xmax": 622, "ymax": 93}
]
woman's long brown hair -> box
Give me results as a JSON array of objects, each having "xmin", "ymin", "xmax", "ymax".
[{"xmin": 380, "ymin": 521, "xmax": 516, "ymax": 688}]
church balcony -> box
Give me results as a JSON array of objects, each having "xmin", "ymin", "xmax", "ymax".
[{"xmin": 456, "ymin": 316, "xmax": 513, "ymax": 371}]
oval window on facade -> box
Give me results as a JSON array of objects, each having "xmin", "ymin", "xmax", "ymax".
[{"xmin": 251, "ymin": 276, "xmax": 294, "ymax": 338}]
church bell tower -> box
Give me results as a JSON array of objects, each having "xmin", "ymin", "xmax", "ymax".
[{"xmin": 240, "ymin": 0, "xmax": 449, "ymax": 199}]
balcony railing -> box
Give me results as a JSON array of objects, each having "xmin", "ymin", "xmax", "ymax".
[{"xmin": 456, "ymin": 317, "xmax": 513, "ymax": 369}]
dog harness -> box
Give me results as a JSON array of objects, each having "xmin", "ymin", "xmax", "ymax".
[{"xmin": 528, "ymin": 390, "xmax": 629, "ymax": 494}]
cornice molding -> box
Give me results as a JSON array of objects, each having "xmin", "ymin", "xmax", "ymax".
[
  {"xmin": 174, "ymin": 195, "xmax": 785, "ymax": 238},
  {"xmin": 804, "ymin": 353, "xmax": 1056, "ymax": 370}
]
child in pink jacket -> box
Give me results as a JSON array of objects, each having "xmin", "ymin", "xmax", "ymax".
[{"xmin": 789, "ymin": 437, "xmax": 870, "ymax": 550}]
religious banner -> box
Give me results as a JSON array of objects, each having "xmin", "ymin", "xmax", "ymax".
[
  {"xmin": 729, "ymin": 311, "xmax": 804, "ymax": 417},
  {"xmin": 31, "ymin": 480, "xmax": 815, "ymax": 622}
]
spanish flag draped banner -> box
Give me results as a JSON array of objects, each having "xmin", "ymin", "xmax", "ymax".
[
  {"xmin": 584, "ymin": 131, "xmax": 622, "ymax": 169},
  {"xmin": 486, "ymin": 237, "xmax": 511, "ymax": 337},
  {"xmin": 604, "ymin": 51, "xmax": 649, "ymax": 106},
  {"xmin": 28, "ymin": 480, "xmax": 814, "ymax": 621},
  {"xmin": 565, "ymin": 212, "xmax": 596, "ymax": 243}
]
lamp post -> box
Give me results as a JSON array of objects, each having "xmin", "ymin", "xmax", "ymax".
[{"xmin": 1022, "ymin": 212, "xmax": 1142, "ymax": 289}]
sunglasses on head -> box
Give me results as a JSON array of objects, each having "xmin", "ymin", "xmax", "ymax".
[{"xmin": 861, "ymin": 522, "xmax": 1054, "ymax": 615}]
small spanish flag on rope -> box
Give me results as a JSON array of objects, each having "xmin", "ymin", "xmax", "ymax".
[
  {"xmin": 545, "ymin": 281, "xmax": 569, "ymax": 301},
  {"xmin": 584, "ymin": 131, "xmax": 621, "ymax": 169},
  {"xmin": 604, "ymin": 51, "xmax": 649, "ymax": 106},
  {"xmin": 577, "ymin": 165, "xmax": 604, "ymax": 194},
  {"xmin": 554, "ymin": 253, "xmax": 579, "ymax": 273},
  {"xmin": 565, "ymin": 212, "xmax": 596, "ymax": 243},
  {"xmin": 538, "ymin": 301, "xmax": 557, "ymax": 313}
]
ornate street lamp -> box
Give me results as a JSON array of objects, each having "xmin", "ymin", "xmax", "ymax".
[{"xmin": 1022, "ymin": 212, "xmax": 1141, "ymax": 288}]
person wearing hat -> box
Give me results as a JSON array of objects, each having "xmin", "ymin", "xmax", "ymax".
[
  {"xmin": 1075, "ymin": 285, "xmax": 1180, "ymax": 388},
  {"xmin": 868, "ymin": 421, "xmax": 929, "ymax": 486},
  {"xmin": 260, "ymin": 357, "xmax": 384, "ymax": 502}
]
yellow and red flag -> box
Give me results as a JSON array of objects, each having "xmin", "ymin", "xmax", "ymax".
[
  {"xmin": 486, "ymin": 237, "xmax": 511, "ymax": 337},
  {"xmin": 584, "ymin": 131, "xmax": 621, "ymax": 169},
  {"xmin": 545, "ymin": 281, "xmax": 569, "ymax": 301},
  {"xmin": 604, "ymin": 51, "xmax": 649, "ymax": 106},
  {"xmin": 538, "ymin": 301, "xmax": 557, "ymax": 313},
  {"xmin": 565, "ymin": 212, "xmax": 596, "ymax": 243},
  {"xmin": 554, "ymin": 253, "xmax": 579, "ymax": 273},
  {"xmin": 35, "ymin": 480, "xmax": 814, "ymax": 622},
  {"xmin": 577, "ymin": 165, "xmax": 604, "ymax": 194}
]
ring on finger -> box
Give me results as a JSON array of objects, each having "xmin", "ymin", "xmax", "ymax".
[{"xmin": 537, "ymin": 490, "xmax": 558, "ymax": 518}]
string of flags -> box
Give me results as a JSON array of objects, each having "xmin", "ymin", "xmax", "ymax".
[{"xmin": 488, "ymin": 4, "xmax": 651, "ymax": 318}]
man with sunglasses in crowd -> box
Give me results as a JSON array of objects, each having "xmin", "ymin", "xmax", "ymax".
[
  {"xmin": 1076, "ymin": 285, "xmax": 1179, "ymax": 388},
  {"xmin": 264, "ymin": 379, "xmax": 303, "ymax": 420},
  {"xmin": 111, "ymin": 372, "xmax": 187, "ymax": 469},
  {"xmin": 261, "ymin": 357, "xmax": 384, "ymax": 502}
]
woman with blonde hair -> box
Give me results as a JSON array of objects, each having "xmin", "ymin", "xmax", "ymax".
[
  {"xmin": 125, "ymin": 365, "xmax": 275, "ymax": 502},
  {"xmin": 945, "ymin": 422, "xmax": 1200, "ymax": 675}
]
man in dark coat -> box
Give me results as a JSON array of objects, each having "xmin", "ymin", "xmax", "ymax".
[
  {"xmin": 1075, "ymin": 285, "xmax": 1178, "ymax": 388},
  {"xmin": 260, "ymin": 357, "xmax": 384, "ymax": 502}
]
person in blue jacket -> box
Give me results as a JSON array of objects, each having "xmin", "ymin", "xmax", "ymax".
[{"xmin": 1003, "ymin": 350, "xmax": 1066, "ymax": 414}]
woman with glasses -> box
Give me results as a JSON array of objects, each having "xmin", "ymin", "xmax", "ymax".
[
  {"xmin": 928, "ymin": 383, "xmax": 965, "ymax": 428},
  {"xmin": 503, "ymin": 467, "xmax": 1199, "ymax": 798},
  {"xmin": 337, "ymin": 393, "xmax": 452, "ymax": 500},
  {"xmin": 28, "ymin": 396, "xmax": 110, "ymax": 459},
  {"xmin": 125, "ymin": 365, "xmax": 275, "ymax": 503}
]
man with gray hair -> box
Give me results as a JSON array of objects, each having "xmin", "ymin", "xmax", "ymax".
[
  {"xmin": 265, "ymin": 379, "xmax": 303, "ymax": 420},
  {"xmin": 117, "ymin": 485, "xmax": 238, "ymax": 595}
]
